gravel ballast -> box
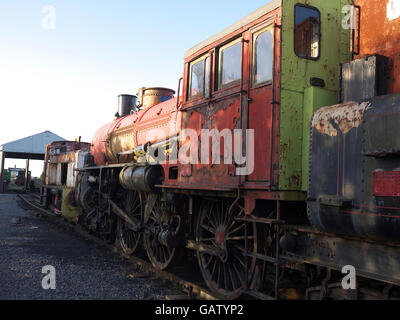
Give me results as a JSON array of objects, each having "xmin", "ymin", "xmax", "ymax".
[{"xmin": 0, "ymin": 194, "xmax": 184, "ymax": 300}]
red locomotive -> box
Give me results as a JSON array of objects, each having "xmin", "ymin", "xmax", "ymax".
[{"xmin": 69, "ymin": 0, "xmax": 400, "ymax": 299}]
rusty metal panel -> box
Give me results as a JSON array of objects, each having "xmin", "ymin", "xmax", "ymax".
[
  {"xmin": 308, "ymin": 94, "xmax": 400, "ymax": 243},
  {"xmin": 301, "ymin": 87, "xmax": 338, "ymax": 190},
  {"xmin": 282, "ymin": 230, "xmax": 400, "ymax": 286},
  {"xmin": 47, "ymin": 163, "xmax": 57, "ymax": 185},
  {"xmin": 76, "ymin": 151, "xmax": 87, "ymax": 169},
  {"xmin": 178, "ymin": 98, "xmax": 241, "ymax": 189},
  {"xmin": 309, "ymin": 102, "xmax": 366, "ymax": 214},
  {"xmin": 340, "ymin": 55, "xmax": 388, "ymax": 102},
  {"xmin": 311, "ymin": 101, "xmax": 370, "ymax": 137},
  {"xmin": 247, "ymin": 23, "xmax": 279, "ymax": 184},
  {"xmin": 355, "ymin": 0, "xmax": 400, "ymax": 94},
  {"xmin": 66, "ymin": 162, "xmax": 75, "ymax": 188},
  {"xmin": 56, "ymin": 163, "xmax": 62, "ymax": 186},
  {"xmin": 49, "ymin": 141, "xmax": 89, "ymax": 156},
  {"xmin": 363, "ymin": 94, "xmax": 400, "ymax": 156},
  {"xmin": 247, "ymin": 85, "xmax": 273, "ymax": 182}
]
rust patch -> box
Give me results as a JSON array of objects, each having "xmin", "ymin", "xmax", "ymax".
[
  {"xmin": 312, "ymin": 101, "xmax": 371, "ymax": 137},
  {"xmin": 288, "ymin": 173, "xmax": 300, "ymax": 188},
  {"xmin": 197, "ymin": 97, "xmax": 238, "ymax": 120}
]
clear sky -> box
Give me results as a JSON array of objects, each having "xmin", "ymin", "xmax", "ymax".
[{"xmin": 0, "ymin": 0, "xmax": 271, "ymax": 176}]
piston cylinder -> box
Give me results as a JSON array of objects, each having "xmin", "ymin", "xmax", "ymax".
[{"xmin": 119, "ymin": 165, "xmax": 163, "ymax": 192}]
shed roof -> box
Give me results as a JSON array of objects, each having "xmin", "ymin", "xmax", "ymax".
[
  {"xmin": 0, "ymin": 131, "xmax": 66, "ymax": 158},
  {"xmin": 184, "ymin": 0, "xmax": 282, "ymax": 59}
]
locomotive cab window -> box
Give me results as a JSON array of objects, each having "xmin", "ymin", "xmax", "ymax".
[
  {"xmin": 294, "ymin": 4, "xmax": 321, "ymax": 59},
  {"xmin": 189, "ymin": 55, "xmax": 210, "ymax": 100},
  {"xmin": 253, "ymin": 27, "xmax": 273, "ymax": 86},
  {"xmin": 218, "ymin": 39, "xmax": 242, "ymax": 89}
]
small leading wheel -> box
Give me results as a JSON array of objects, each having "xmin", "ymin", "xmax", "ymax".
[
  {"xmin": 143, "ymin": 194, "xmax": 178, "ymax": 270},
  {"xmin": 118, "ymin": 191, "xmax": 142, "ymax": 255},
  {"xmin": 196, "ymin": 199, "xmax": 258, "ymax": 300}
]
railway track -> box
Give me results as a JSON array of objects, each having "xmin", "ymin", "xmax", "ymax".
[
  {"xmin": 14, "ymin": 193, "xmax": 400, "ymax": 301},
  {"xmin": 16, "ymin": 193, "xmax": 218, "ymax": 301}
]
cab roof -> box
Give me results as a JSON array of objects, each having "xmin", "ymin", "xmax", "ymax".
[{"xmin": 184, "ymin": 0, "xmax": 282, "ymax": 60}]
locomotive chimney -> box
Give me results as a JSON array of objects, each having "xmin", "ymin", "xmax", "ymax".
[
  {"xmin": 136, "ymin": 87, "xmax": 175, "ymax": 110},
  {"xmin": 117, "ymin": 94, "xmax": 138, "ymax": 117}
]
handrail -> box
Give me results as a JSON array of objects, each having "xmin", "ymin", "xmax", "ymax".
[
  {"xmin": 176, "ymin": 77, "xmax": 183, "ymax": 110},
  {"xmin": 352, "ymin": 5, "xmax": 361, "ymax": 58}
]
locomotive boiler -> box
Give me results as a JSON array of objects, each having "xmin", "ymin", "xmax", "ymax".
[
  {"xmin": 70, "ymin": 0, "xmax": 400, "ymax": 300},
  {"xmin": 91, "ymin": 87, "xmax": 178, "ymax": 166}
]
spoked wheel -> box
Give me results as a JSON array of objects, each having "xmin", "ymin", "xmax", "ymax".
[
  {"xmin": 196, "ymin": 199, "xmax": 258, "ymax": 300},
  {"xmin": 118, "ymin": 191, "xmax": 143, "ymax": 255},
  {"xmin": 143, "ymin": 194, "xmax": 178, "ymax": 270}
]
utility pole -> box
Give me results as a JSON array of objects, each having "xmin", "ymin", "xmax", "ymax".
[{"xmin": 24, "ymin": 159, "xmax": 29, "ymax": 191}]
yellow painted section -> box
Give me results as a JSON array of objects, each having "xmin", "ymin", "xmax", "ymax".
[{"xmin": 61, "ymin": 188, "xmax": 79, "ymax": 221}]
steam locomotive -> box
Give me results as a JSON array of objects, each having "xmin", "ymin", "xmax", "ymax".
[{"xmin": 42, "ymin": 0, "xmax": 400, "ymax": 299}]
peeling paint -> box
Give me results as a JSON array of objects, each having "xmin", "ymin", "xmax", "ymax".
[{"xmin": 312, "ymin": 101, "xmax": 371, "ymax": 136}]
